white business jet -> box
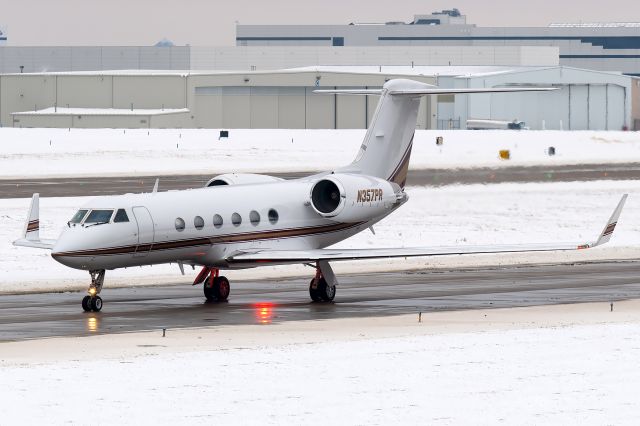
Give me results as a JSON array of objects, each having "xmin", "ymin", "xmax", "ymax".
[{"xmin": 14, "ymin": 79, "xmax": 627, "ymax": 312}]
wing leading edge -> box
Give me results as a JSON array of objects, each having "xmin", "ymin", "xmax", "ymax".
[{"xmin": 227, "ymin": 195, "xmax": 628, "ymax": 265}]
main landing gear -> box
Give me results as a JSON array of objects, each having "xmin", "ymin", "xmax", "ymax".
[
  {"xmin": 309, "ymin": 263, "xmax": 336, "ymax": 303},
  {"xmin": 194, "ymin": 267, "xmax": 230, "ymax": 302},
  {"xmin": 82, "ymin": 270, "xmax": 105, "ymax": 312}
]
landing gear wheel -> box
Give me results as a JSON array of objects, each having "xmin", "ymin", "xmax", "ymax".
[
  {"xmin": 214, "ymin": 276, "xmax": 230, "ymax": 301},
  {"xmin": 81, "ymin": 296, "xmax": 92, "ymax": 312},
  {"xmin": 203, "ymin": 277, "xmax": 216, "ymax": 301},
  {"xmin": 317, "ymin": 278, "xmax": 336, "ymax": 302},
  {"xmin": 204, "ymin": 276, "xmax": 231, "ymax": 302},
  {"xmin": 309, "ymin": 278, "xmax": 322, "ymax": 302},
  {"xmin": 90, "ymin": 296, "xmax": 103, "ymax": 312},
  {"xmin": 81, "ymin": 270, "xmax": 106, "ymax": 312}
]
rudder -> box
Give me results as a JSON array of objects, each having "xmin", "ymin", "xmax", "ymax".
[{"xmin": 338, "ymin": 79, "xmax": 426, "ymax": 188}]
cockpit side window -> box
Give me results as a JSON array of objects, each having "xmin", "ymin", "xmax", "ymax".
[
  {"xmin": 114, "ymin": 209, "xmax": 130, "ymax": 223},
  {"xmin": 84, "ymin": 209, "xmax": 114, "ymax": 224},
  {"xmin": 70, "ymin": 209, "xmax": 89, "ymax": 224}
]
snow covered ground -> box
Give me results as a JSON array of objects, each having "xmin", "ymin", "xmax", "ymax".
[
  {"xmin": 2, "ymin": 127, "xmax": 639, "ymax": 423},
  {"xmin": 2, "ymin": 300, "xmax": 640, "ymax": 424},
  {"xmin": 2, "ymin": 180, "xmax": 639, "ymax": 294},
  {"xmin": 1, "ymin": 127, "xmax": 639, "ymax": 179}
]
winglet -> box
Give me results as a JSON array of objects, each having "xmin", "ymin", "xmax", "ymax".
[
  {"xmin": 23, "ymin": 193, "xmax": 40, "ymax": 241},
  {"xmin": 13, "ymin": 193, "xmax": 56, "ymax": 250},
  {"xmin": 593, "ymin": 194, "xmax": 628, "ymax": 247}
]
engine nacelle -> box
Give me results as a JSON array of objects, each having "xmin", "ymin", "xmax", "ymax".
[
  {"xmin": 309, "ymin": 173, "xmax": 405, "ymax": 222},
  {"xmin": 205, "ymin": 173, "xmax": 284, "ymax": 187}
]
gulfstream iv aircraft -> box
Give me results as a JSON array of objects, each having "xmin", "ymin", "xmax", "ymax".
[{"xmin": 14, "ymin": 79, "xmax": 627, "ymax": 312}]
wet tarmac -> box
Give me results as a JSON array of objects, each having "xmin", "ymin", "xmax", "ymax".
[
  {"xmin": 1, "ymin": 261, "xmax": 638, "ymax": 342},
  {"xmin": 1, "ymin": 163, "xmax": 638, "ymax": 198}
]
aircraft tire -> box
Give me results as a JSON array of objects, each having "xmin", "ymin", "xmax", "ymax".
[
  {"xmin": 214, "ymin": 276, "xmax": 230, "ymax": 301},
  {"xmin": 81, "ymin": 296, "xmax": 92, "ymax": 312},
  {"xmin": 203, "ymin": 277, "xmax": 216, "ymax": 302},
  {"xmin": 318, "ymin": 279, "xmax": 336, "ymax": 302},
  {"xmin": 309, "ymin": 278, "xmax": 323, "ymax": 302},
  {"xmin": 91, "ymin": 296, "xmax": 103, "ymax": 312}
]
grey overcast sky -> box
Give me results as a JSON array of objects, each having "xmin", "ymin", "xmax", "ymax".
[{"xmin": 2, "ymin": 0, "xmax": 639, "ymax": 46}]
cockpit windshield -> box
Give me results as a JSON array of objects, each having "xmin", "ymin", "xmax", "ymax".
[
  {"xmin": 69, "ymin": 209, "xmax": 89, "ymax": 224},
  {"xmin": 84, "ymin": 210, "xmax": 114, "ymax": 224}
]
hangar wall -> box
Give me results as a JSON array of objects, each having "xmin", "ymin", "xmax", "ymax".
[
  {"xmin": 445, "ymin": 67, "xmax": 635, "ymax": 131},
  {"xmin": 1, "ymin": 71, "xmax": 434, "ymax": 129},
  {"xmin": 1, "ymin": 67, "xmax": 635, "ymax": 131},
  {"xmin": 633, "ymin": 79, "xmax": 640, "ymax": 130},
  {"xmin": 0, "ymin": 73, "xmax": 188, "ymax": 126}
]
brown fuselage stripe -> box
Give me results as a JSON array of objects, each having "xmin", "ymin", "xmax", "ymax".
[
  {"xmin": 27, "ymin": 220, "xmax": 39, "ymax": 232},
  {"xmin": 52, "ymin": 221, "xmax": 365, "ymax": 258}
]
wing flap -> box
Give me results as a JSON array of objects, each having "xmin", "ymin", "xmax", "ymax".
[{"xmin": 227, "ymin": 242, "xmax": 581, "ymax": 265}]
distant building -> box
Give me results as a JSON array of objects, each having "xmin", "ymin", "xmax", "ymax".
[
  {"xmin": 236, "ymin": 10, "xmax": 640, "ymax": 76},
  {"xmin": 0, "ymin": 27, "xmax": 6, "ymax": 45},
  {"xmin": 0, "ymin": 45, "xmax": 559, "ymax": 73}
]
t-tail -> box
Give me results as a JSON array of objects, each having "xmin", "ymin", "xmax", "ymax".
[{"xmin": 315, "ymin": 79, "xmax": 556, "ymax": 188}]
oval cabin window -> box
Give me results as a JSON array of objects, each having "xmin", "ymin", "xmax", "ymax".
[
  {"xmin": 194, "ymin": 216, "xmax": 204, "ymax": 230},
  {"xmin": 268, "ymin": 209, "xmax": 279, "ymax": 225},
  {"xmin": 231, "ymin": 213, "xmax": 242, "ymax": 227},
  {"xmin": 249, "ymin": 210, "xmax": 260, "ymax": 226}
]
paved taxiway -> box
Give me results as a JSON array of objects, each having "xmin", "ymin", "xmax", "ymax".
[
  {"xmin": 1, "ymin": 163, "xmax": 638, "ymax": 198},
  {"xmin": 1, "ymin": 261, "xmax": 638, "ymax": 341}
]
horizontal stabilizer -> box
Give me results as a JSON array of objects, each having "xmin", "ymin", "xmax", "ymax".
[
  {"xmin": 388, "ymin": 87, "xmax": 557, "ymax": 96},
  {"xmin": 314, "ymin": 87, "xmax": 557, "ymax": 96}
]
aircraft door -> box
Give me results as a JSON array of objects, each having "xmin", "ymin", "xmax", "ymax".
[{"xmin": 132, "ymin": 206, "xmax": 155, "ymax": 257}]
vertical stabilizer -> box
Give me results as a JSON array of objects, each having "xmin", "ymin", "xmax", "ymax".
[{"xmin": 338, "ymin": 79, "xmax": 428, "ymax": 188}]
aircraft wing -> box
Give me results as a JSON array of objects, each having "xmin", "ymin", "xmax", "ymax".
[
  {"xmin": 13, "ymin": 238, "xmax": 56, "ymax": 250},
  {"xmin": 227, "ymin": 194, "xmax": 627, "ymax": 265}
]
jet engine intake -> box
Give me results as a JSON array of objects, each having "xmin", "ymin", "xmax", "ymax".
[
  {"xmin": 309, "ymin": 174, "xmax": 405, "ymax": 222},
  {"xmin": 311, "ymin": 179, "xmax": 344, "ymax": 216}
]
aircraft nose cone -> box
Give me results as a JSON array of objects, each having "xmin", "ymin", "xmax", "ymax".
[{"xmin": 51, "ymin": 229, "xmax": 89, "ymax": 270}]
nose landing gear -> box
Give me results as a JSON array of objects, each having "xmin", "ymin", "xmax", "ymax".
[
  {"xmin": 195, "ymin": 267, "xmax": 231, "ymax": 302},
  {"xmin": 82, "ymin": 270, "xmax": 105, "ymax": 312}
]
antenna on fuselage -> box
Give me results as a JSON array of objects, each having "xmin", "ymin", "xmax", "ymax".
[{"xmin": 152, "ymin": 178, "xmax": 159, "ymax": 194}]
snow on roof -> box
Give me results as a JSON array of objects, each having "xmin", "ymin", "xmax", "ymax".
[
  {"xmin": 5, "ymin": 69, "xmax": 195, "ymax": 77},
  {"xmin": 5, "ymin": 66, "xmax": 533, "ymax": 79},
  {"xmin": 286, "ymin": 65, "xmax": 533, "ymax": 77},
  {"xmin": 549, "ymin": 22, "xmax": 640, "ymax": 28},
  {"xmin": 12, "ymin": 107, "xmax": 189, "ymax": 116}
]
